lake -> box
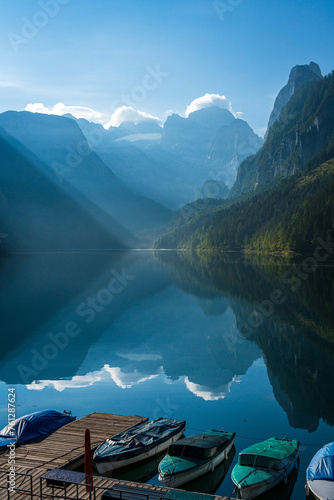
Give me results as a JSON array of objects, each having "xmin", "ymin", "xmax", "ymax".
[{"xmin": 0, "ymin": 250, "xmax": 333, "ymax": 499}]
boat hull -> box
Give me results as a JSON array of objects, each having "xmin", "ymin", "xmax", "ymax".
[
  {"xmin": 95, "ymin": 427, "xmax": 185, "ymax": 475},
  {"xmin": 159, "ymin": 435, "xmax": 235, "ymax": 488},
  {"xmin": 235, "ymin": 456, "xmax": 299, "ymax": 500},
  {"xmin": 306, "ymin": 479, "xmax": 334, "ymax": 500}
]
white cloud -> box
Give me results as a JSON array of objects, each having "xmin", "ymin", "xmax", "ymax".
[
  {"xmin": 26, "ymin": 372, "xmax": 103, "ymax": 392},
  {"xmin": 184, "ymin": 376, "xmax": 237, "ymax": 401},
  {"xmin": 104, "ymin": 106, "xmax": 162, "ymax": 129},
  {"xmin": 25, "ymin": 102, "xmax": 103, "ymax": 123},
  {"xmin": 185, "ymin": 93, "xmax": 235, "ymax": 117},
  {"xmin": 104, "ymin": 366, "xmax": 158, "ymax": 389},
  {"xmin": 26, "ymin": 364, "xmax": 159, "ymax": 392},
  {"xmin": 164, "ymin": 109, "xmax": 175, "ymax": 119}
]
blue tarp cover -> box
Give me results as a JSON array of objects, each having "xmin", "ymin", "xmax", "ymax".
[
  {"xmin": 94, "ymin": 418, "xmax": 185, "ymax": 461},
  {"xmin": 306, "ymin": 442, "xmax": 334, "ymax": 482},
  {"xmin": 0, "ymin": 410, "xmax": 74, "ymax": 450}
]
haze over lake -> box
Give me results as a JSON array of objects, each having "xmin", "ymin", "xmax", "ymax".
[{"xmin": 1, "ymin": 250, "xmax": 333, "ymax": 498}]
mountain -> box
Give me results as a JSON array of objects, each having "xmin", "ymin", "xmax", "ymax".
[
  {"xmin": 266, "ymin": 62, "xmax": 322, "ymax": 132},
  {"xmin": 0, "ymin": 127, "xmax": 131, "ymax": 252},
  {"xmin": 155, "ymin": 67, "xmax": 334, "ymax": 254},
  {"xmin": 155, "ymin": 145, "xmax": 334, "ymax": 253},
  {"xmin": 0, "ymin": 111, "xmax": 171, "ymax": 232},
  {"xmin": 195, "ymin": 179, "xmax": 229, "ymax": 201},
  {"xmin": 161, "ymin": 107, "xmax": 235, "ymax": 154},
  {"xmin": 118, "ymin": 121, "xmax": 162, "ymax": 135},
  {"xmin": 155, "ymin": 252, "xmax": 334, "ymax": 430},
  {"xmin": 75, "ymin": 107, "xmax": 262, "ymax": 209},
  {"xmin": 160, "ymin": 106, "xmax": 262, "ymax": 189},
  {"xmin": 230, "ymin": 67, "xmax": 334, "ymax": 198},
  {"xmin": 74, "ymin": 117, "xmax": 196, "ymax": 208},
  {"xmin": 205, "ymin": 117, "xmax": 263, "ymax": 187}
]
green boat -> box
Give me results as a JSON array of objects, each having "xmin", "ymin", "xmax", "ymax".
[
  {"xmin": 231, "ymin": 437, "xmax": 299, "ymax": 500},
  {"xmin": 158, "ymin": 430, "xmax": 236, "ymax": 488}
]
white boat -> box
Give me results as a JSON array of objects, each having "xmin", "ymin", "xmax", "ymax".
[
  {"xmin": 306, "ymin": 442, "xmax": 334, "ymax": 500},
  {"xmin": 93, "ymin": 418, "xmax": 185, "ymax": 475},
  {"xmin": 158, "ymin": 430, "xmax": 236, "ymax": 488}
]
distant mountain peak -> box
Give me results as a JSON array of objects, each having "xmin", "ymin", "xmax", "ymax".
[
  {"xmin": 119, "ymin": 120, "xmax": 162, "ymax": 135},
  {"xmin": 307, "ymin": 61, "xmax": 322, "ymax": 78},
  {"xmin": 266, "ymin": 62, "xmax": 323, "ymax": 133},
  {"xmin": 187, "ymin": 105, "xmax": 234, "ymax": 118},
  {"xmin": 288, "ymin": 61, "xmax": 322, "ymax": 91}
]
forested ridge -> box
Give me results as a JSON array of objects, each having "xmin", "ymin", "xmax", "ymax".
[
  {"xmin": 155, "ymin": 146, "xmax": 334, "ymax": 253},
  {"xmin": 155, "ymin": 72, "xmax": 334, "ymax": 254}
]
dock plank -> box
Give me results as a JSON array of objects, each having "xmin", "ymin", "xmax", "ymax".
[{"xmin": 0, "ymin": 412, "xmax": 147, "ymax": 500}]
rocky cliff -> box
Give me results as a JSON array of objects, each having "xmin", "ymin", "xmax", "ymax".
[
  {"xmin": 266, "ymin": 61, "xmax": 322, "ymax": 133},
  {"xmin": 230, "ymin": 67, "xmax": 334, "ymax": 197}
]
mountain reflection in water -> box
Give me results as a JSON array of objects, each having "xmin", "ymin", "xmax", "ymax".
[{"xmin": 0, "ymin": 250, "xmax": 333, "ymax": 500}]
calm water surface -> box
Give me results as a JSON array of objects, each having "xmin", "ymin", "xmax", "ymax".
[{"xmin": 0, "ymin": 250, "xmax": 333, "ymax": 499}]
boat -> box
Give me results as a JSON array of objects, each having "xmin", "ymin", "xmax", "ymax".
[
  {"xmin": 93, "ymin": 417, "xmax": 186, "ymax": 475},
  {"xmin": 305, "ymin": 442, "xmax": 334, "ymax": 500},
  {"xmin": 261, "ymin": 460, "xmax": 299, "ymax": 500},
  {"xmin": 181, "ymin": 445, "xmax": 236, "ymax": 494},
  {"xmin": 106, "ymin": 450, "xmax": 166, "ymax": 483},
  {"xmin": 231, "ymin": 437, "xmax": 299, "ymax": 500},
  {"xmin": 158, "ymin": 429, "xmax": 236, "ymax": 488},
  {"xmin": 0, "ymin": 409, "xmax": 75, "ymax": 453}
]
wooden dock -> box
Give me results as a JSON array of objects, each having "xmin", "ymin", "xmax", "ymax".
[
  {"xmin": 0, "ymin": 412, "xmax": 226, "ymax": 500},
  {"xmin": 0, "ymin": 412, "xmax": 150, "ymax": 499}
]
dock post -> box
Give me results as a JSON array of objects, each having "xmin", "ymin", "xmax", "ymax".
[{"xmin": 85, "ymin": 428, "xmax": 94, "ymax": 493}]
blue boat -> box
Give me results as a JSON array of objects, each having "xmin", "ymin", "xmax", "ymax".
[
  {"xmin": 0, "ymin": 410, "xmax": 75, "ymax": 452},
  {"xmin": 306, "ymin": 442, "xmax": 334, "ymax": 500}
]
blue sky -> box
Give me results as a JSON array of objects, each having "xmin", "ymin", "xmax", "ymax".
[{"xmin": 0, "ymin": 0, "xmax": 333, "ymax": 134}]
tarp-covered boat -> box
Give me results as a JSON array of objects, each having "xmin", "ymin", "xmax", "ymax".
[
  {"xmin": 0, "ymin": 410, "xmax": 75, "ymax": 453},
  {"xmin": 306, "ymin": 442, "xmax": 334, "ymax": 500},
  {"xmin": 93, "ymin": 418, "xmax": 186, "ymax": 475},
  {"xmin": 158, "ymin": 430, "xmax": 236, "ymax": 487},
  {"xmin": 231, "ymin": 437, "xmax": 299, "ymax": 500}
]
